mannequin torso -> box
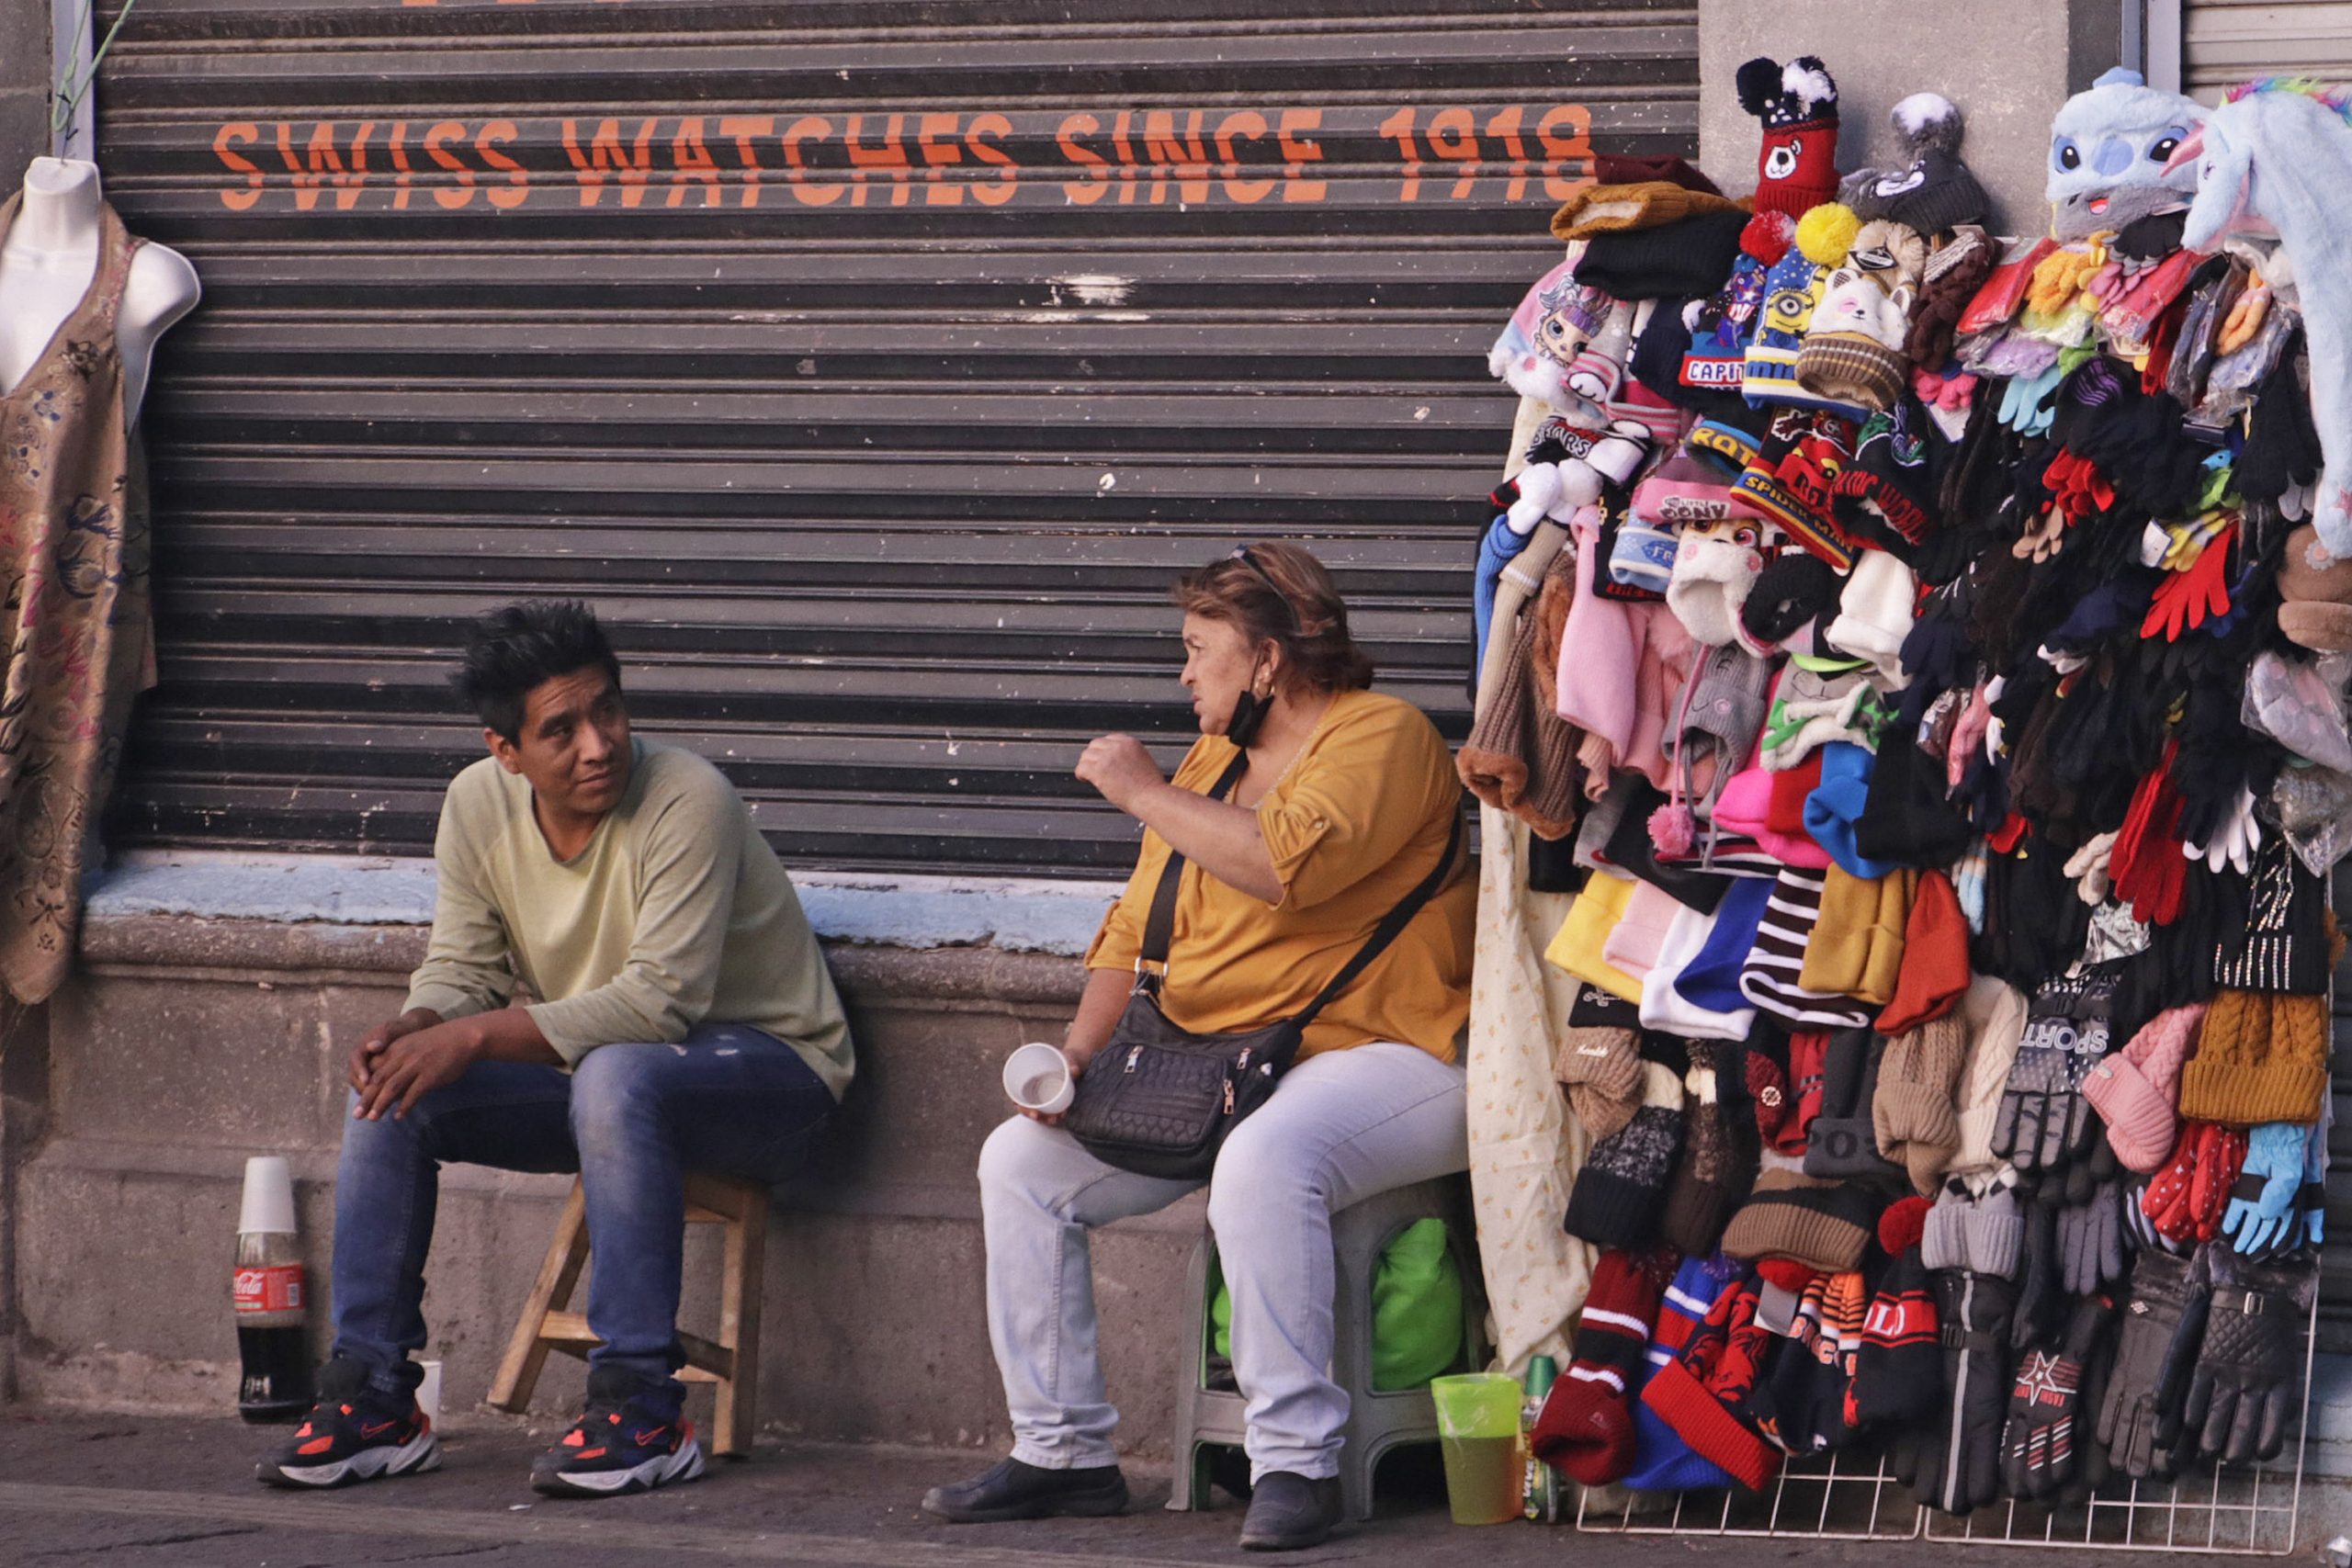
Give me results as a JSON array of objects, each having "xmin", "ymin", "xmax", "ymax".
[{"xmin": 0, "ymin": 157, "xmax": 199, "ymax": 423}]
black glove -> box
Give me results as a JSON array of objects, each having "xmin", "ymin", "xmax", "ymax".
[
  {"xmin": 2096, "ymin": 1247, "xmax": 2211, "ymax": 1480},
  {"xmin": 2184, "ymin": 1258, "xmax": 2317, "ymax": 1464},
  {"xmin": 2002, "ymin": 1291, "xmax": 2118, "ymax": 1500},
  {"xmin": 1916, "ymin": 1269, "xmax": 2018, "ymax": 1515},
  {"xmin": 1992, "ymin": 968, "xmax": 2117, "ymax": 1172},
  {"xmin": 2057, "ymin": 1178, "xmax": 2131, "ymax": 1299}
]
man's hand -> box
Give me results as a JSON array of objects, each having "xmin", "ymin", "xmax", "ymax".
[
  {"xmin": 355, "ymin": 1017, "xmax": 482, "ymax": 1122},
  {"xmin": 348, "ymin": 1008, "xmax": 443, "ymax": 1097},
  {"xmin": 1075, "ymin": 734, "xmax": 1166, "ymax": 813}
]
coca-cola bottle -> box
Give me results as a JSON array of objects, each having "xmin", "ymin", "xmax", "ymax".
[{"xmin": 233, "ymin": 1156, "xmax": 312, "ymax": 1422}]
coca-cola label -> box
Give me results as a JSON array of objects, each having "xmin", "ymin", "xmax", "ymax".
[{"xmin": 233, "ymin": 1263, "xmax": 304, "ymax": 1314}]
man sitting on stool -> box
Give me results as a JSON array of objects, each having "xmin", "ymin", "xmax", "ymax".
[{"xmin": 258, "ymin": 599, "xmax": 853, "ymax": 1497}]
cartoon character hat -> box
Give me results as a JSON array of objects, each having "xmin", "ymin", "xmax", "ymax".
[
  {"xmin": 1738, "ymin": 56, "xmax": 1841, "ymax": 218},
  {"xmin": 2045, "ymin": 67, "xmax": 2206, "ymax": 243},
  {"xmin": 1844, "ymin": 94, "xmax": 1990, "ymax": 236},
  {"xmin": 1488, "ymin": 256, "xmax": 1626, "ymax": 422}
]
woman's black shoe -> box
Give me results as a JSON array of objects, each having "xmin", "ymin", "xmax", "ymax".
[
  {"xmin": 1238, "ymin": 1471, "xmax": 1341, "ymax": 1551},
  {"xmin": 921, "ymin": 1456, "xmax": 1129, "ymax": 1523}
]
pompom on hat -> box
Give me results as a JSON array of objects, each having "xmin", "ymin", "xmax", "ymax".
[{"xmin": 1844, "ymin": 94, "xmax": 1990, "ymax": 236}]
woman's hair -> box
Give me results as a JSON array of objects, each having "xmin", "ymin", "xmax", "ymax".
[{"xmin": 1171, "ymin": 541, "xmax": 1374, "ymax": 694}]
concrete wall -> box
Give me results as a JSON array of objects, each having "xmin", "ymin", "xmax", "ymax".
[
  {"xmin": 0, "ymin": 0, "xmax": 45, "ymax": 179},
  {"xmin": 4, "ymin": 913, "xmax": 1211, "ymax": 1456},
  {"xmin": 1697, "ymin": 0, "xmax": 2127, "ymax": 235}
]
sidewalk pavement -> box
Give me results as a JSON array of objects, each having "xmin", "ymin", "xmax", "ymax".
[{"xmin": 0, "ymin": 1408, "xmax": 2334, "ymax": 1566}]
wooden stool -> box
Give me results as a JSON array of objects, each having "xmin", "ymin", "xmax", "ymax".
[{"xmin": 488, "ymin": 1171, "xmax": 768, "ymax": 1455}]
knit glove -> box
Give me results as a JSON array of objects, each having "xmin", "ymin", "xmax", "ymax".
[
  {"xmin": 2096, "ymin": 1247, "xmax": 2211, "ymax": 1480},
  {"xmin": 2143, "ymin": 1122, "xmax": 2249, "ymax": 1246},
  {"xmin": 2223, "ymin": 1122, "xmax": 2310, "ymax": 1257},
  {"xmin": 2001, "ymin": 1291, "xmax": 2116, "ymax": 1501},
  {"xmin": 2056, "ymin": 1179, "xmax": 2130, "ymax": 1298},
  {"xmin": 2183, "ymin": 1259, "xmax": 2317, "ymax": 1464},
  {"xmin": 1991, "ymin": 976, "xmax": 2114, "ymax": 1172}
]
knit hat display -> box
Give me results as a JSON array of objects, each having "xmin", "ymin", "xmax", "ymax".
[
  {"xmin": 1742, "ymin": 210, "xmax": 1869, "ymax": 418},
  {"xmin": 1530, "ymin": 1246, "xmax": 1678, "ymax": 1485},
  {"xmin": 1544, "ymin": 871, "xmax": 1645, "ymax": 1003},
  {"xmin": 1555, "ymin": 1011, "xmax": 1645, "ymax": 1143},
  {"xmin": 1796, "ymin": 265, "xmax": 1915, "ymax": 413},
  {"xmin": 1720, "ymin": 1168, "xmax": 1885, "ymax": 1271},
  {"xmin": 1642, "ymin": 899, "xmax": 1758, "ymax": 1041},
  {"xmin": 1823, "ymin": 549, "xmax": 1920, "ymax": 689},
  {"xmin": 1804, "ymin": 1028, "xmax": 1910, "ymax": 1180},
  {"xmin": 1662, "ymin": 1054, "xmax": 1749, "ymax": 1254},
  {"xmin": 1951, "ymin": 975, "xmax": 2032, "ymax": 1172},
  {"xmin": 1796, "ymin": 863, "xmax": 1915, "ymax": 1007},
  {"xmin": 1564, "ymin": 1061, "xmax": 1687, "ymax": 1247},
  {"xmin": 1739, "ymin": 866, "xmax": 1874, "ymax": 1028},
  {"xmin": 2177, "ymin": 988, "xmax": 2330, "ymax": 1127},
  {"xmin": 1640, "ymin": 1270, "xmax": 1785, "ymax": 1490},
  {"xmin": 1553, "ymin": 181, "xmax": 1744, "ymax": 241},
  {"xmin": 1844, "ymin": 94, "xmax": 1989, "ymax": 237},
  {"xmin": 1667, "ymin": 519, "xmax": 1770, "ymax": 647},
  {"xmin": 1871, "ymin": 864, "xmax": 1961, "ymax": 1018},
  {"xmin": 1871, "ymin": 1008, "xmax": 1968, "ymax": 1192},
  {"xmin": 1577, "ymin": 209, "xmax": 1754, "ymax": 302},
  {"xmin": 1458, "ymin": 555, "xmax": 1581, "ymax": 839},
  {"xmin": 1919, "ymin": 1171, "xmax": 2023, "ymax": 1278},
  {"xmin": 1738, "ymin": 56, "xmax": 1842, "ymax": 219},
  {"xmin": 2084, "ymin": 1001, "xmax": 2205, "ymax": 1171},
  {"xmin": 1622, "ymin": 1256, "xmax": 1745, "ymax": 1492},
  {"xmin": 1848, "ymin": 1241, "xmax": 1941, "ymax": 1423}
]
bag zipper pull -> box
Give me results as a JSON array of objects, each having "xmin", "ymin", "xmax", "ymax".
[
  {"xmin": 1223, "ymin": 1077, "xmax": 1237, "ymax": 1114},
  {"xmin": 1125, "ymin": 1045, "xmax": 1142, "ymax": 1073}
]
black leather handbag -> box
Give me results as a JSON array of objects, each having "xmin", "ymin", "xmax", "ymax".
[{"xmin": 1063, "ymin": 751, "xmax": 1463, "ymax": 1181}]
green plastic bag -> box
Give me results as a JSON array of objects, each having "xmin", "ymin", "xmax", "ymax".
[{"xmin": 1210, "ymin": 1217, "xmax": 1463, "ymax": 1392}]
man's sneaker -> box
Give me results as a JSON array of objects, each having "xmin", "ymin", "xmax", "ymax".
[
  {"xmin": 256, "ymin": 1359, "xmax": 440, "ymax": 1489},
  {"xmin": 530, "ymin": 1367, "xmax": 706, "ymax": 1498},
  {"xmin": 921, "ymin": 1456, "xmax": 1129, "ymax": 1522}
]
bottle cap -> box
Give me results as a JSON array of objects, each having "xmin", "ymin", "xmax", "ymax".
[
  {"xmin": 1522, "ymin": 1353, "xmax": 1559, "ymax": 1396},
  {"xmin": 238, "ymin": 1155, "xmax": 298, "ymax": 1235}
]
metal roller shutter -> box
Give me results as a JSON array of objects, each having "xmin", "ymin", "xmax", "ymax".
[
  {"xmin": 91, "ymin": 0, "xmax": 1698, "ymax": 875},
  {"xmin": 2181, "ymin": 0, "xmax": 2352, "ymax": 99}
]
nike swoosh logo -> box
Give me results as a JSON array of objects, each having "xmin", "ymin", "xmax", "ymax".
[
  {"xmin": 630, "ymin": 1427, "xmax": 668, "ymax": 1446},
  {"xmin": 358, "ymin": 1421, "xmax": 397, "ymax": 1438}
]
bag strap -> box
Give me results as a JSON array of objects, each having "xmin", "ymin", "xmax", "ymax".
[
  {"xmin": 1290, "ymin": 805, "xmax": 1464, "ymax": 1032},
  {"xmin": 1136, "ymin": 749, "xmax": 1251, "ymax": 989}
]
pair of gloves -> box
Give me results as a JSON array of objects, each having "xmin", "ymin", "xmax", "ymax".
[
  {"xmin": 2141, "ymin": 1122, "xmax": 2249, "ymax": 1246},
  {"xmin": 2093, "ymin": 1247, "xmax": 2316, "ymax": 1476},
  {"xmin": 1990, "ymin": 970, "xmax": 2118, "ymax": 1173},
  {"xmin": 2222, "ymin": 1120, "xmax": 2329, "ymax": 1258}
]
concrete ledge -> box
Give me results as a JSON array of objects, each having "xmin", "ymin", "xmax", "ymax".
[
  {"xmin": 8, "ymin": 898, "xmax": 1199, "ymax": 1454},
  {"xmin": 86, "ymin": 852, "xmax": 1122, "ymax": 957}
]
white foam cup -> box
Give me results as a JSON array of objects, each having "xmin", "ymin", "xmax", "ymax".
[
  {"xmin": 237, "ymin": 1155, "xmax": 298, "ymax": 1235},
  {"xmin": 1002, "ymin": 1042, "xmax": 1075, "ymax": 1115}
]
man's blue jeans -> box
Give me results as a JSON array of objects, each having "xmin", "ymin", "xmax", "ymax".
[{"xmin": 330, "ymin": 1021, "xmax": 835, "ymax": 1400}]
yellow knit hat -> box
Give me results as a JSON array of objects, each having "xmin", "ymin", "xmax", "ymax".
[
  {"xmin": 1544, "ymin": 872, "xmax": 1645, "ymax": 1004},
  {"xmin": 2176, "ymin": 989, "xmax": 2329, "ymax": 1127},
  {"xmin": 1798, "ymin": 866, "xmax": 1917, "ymax": 1007}
]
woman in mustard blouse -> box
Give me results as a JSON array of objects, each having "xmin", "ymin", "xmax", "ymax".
[{"xmin": 922, "ymin": 543, "xmax": 1474, "ymax": 1551}]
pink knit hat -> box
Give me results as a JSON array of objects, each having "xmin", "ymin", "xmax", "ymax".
[
  {"xmin": 1713, "ymin": 764, "xmax": 1833, "ymax": 868},
  {"xmin": 2084, "ymin": 1002, "xmax": 2207, "ymax": 1173}
]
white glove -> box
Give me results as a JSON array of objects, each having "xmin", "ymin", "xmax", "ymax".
[
  {"xmin": 2064, "ymin": 830, "xmax": 2119, "ymax": 906},
  {"xmin": 2182, "ymin": 784, "xmax": 2262, "ymax": 875}
]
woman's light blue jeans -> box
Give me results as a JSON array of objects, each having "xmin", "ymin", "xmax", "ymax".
[{"xmin": 977, "ymin": 1040, "xmax": 1468, "ymax": 1482}]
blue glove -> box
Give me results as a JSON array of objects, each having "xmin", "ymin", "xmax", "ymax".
[
  {"xmin": 2223, "ymin": 1122, "xmax": 2308, "ymax": 1256},
  {"xmin": 1999, "ymin": 364, "xmax": 2064, "ymax": 435},
  {"xmin": 2301, "ymin": 1102, "xmax": 2331, "ymax": 1249}
]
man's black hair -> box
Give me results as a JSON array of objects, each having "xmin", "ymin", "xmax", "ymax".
[{"xmin": 453, "ymin": 600, "xmax": 622, "ymax": 741}]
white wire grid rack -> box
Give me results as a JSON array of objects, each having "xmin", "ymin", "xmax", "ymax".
[{"xmin": 1574, "ymin": 1287, "xmax": 2318, "ymax": 1552}]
